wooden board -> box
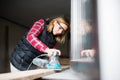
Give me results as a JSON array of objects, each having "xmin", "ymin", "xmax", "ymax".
[{"xmin": 0, "ymin": 65, "xmax": 69, "ymax": 80}]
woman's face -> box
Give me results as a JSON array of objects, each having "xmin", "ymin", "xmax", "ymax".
[{"xmin": 53, "ymin": 21, "xmax": 68, "ymax": 35}]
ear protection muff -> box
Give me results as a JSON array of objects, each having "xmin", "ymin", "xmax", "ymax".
[{"xmin": 45, "ymin": 18, "xmax": 51, "ymax": 25}]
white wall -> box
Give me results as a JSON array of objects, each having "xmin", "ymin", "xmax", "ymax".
[{"xmin": 97, "ymin": 0, "xmax": 120, "ymax": 80}]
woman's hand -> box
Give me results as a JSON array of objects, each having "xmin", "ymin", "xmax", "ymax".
[
  {"xmin": 44, "ymin": 48, "xmax": 61, "ymax": 57},
  {"xmin": 80, "ymin": 49, "xmax": 96, "ymax": 57}
]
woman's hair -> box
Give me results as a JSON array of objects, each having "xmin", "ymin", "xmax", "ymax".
[{"xmin": 47, "ymin": 16, "xmax": 70, "ymax": 43}]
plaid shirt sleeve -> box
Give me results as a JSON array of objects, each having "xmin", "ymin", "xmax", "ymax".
[{"xmin": 26, "ymin": 19, "xmax": 48, "ymax": 53}]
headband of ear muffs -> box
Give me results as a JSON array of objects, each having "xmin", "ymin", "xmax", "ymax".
[
  {"xmin": 45, "ymin": 15, "xmax": 64, "ymax": 25},
  {"xmin": 45, "ymin": 18, "xmax": 51, "ymax": 25}
]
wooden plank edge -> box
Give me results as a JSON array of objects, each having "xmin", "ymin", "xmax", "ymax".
[{"xmin": 0, "ymin": 65, "xmax": 70, "ymax": 80}]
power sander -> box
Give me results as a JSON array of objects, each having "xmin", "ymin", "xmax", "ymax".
[{"xmin": 32, "ymin": 51, "xmax": 61, "ymax": 70}]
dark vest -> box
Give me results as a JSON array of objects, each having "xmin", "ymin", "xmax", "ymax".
[{"xmin": 10, "ymin": 23, "xmax": 56, "ymax": 71}]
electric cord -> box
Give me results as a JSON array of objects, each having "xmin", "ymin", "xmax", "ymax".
[{"xmin": 27, "ymin": 54, "xmax": 48, "ymax": 70}]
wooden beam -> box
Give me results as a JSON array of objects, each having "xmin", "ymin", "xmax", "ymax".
[{"xmin": 0, "ymin": 65, "xmax": 69, "ymax": 80}]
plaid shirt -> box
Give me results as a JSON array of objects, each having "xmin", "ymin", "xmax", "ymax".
[{"xmin": 26, "ymin": 19, "xmax": 55, "ymax": 53}]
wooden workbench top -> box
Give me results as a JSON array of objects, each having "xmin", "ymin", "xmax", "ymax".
[
  {"xmin": 0, "ymin": 65, "xmax": 69, "ymax": 80},
  {"xmin": 0, "ymin": 58, "xmax": 70, "ymax": 80}
]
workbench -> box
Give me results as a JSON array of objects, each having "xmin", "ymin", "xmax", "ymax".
[{"xmin": 0, "ymin": 58, "xmax": 70, "ymax": 80}]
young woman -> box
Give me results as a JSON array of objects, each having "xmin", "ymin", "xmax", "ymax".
[{"xmin": 10, "ymin": 16, "xmax": 69, "ymax": 72}]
